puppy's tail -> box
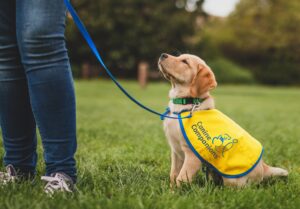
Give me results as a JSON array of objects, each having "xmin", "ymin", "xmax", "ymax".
[{"xmin": 263, "ymin": 162, "xmax": 288, "ymax": 179}]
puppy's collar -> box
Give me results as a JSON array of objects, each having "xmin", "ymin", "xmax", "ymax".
[{"xmin": 171, "ymin": 98, "xmax": 205, "ymax": 105}]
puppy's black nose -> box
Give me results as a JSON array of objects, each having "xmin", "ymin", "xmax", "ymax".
[{"xmin": 160, "ymin": 53, "xmax": 168, "ymax": 61}]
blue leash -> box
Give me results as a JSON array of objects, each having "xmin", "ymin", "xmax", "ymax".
[{"xmin": 64, "ymin": 0, "xmax": 191, "ymax": 120}]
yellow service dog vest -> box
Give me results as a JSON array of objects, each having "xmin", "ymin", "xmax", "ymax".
[{"xmin": 179, "ymin": 109, "xmax": 263, "ymax": 178}]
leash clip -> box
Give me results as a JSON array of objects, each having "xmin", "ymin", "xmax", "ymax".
[{"xmin": 189, "ymin": 103, "xmax": 200, "ymax": 117}]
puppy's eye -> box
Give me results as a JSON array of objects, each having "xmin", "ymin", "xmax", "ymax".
[{"xmin": 182, "ymin": 59, "xmax": 189, "ymax": 65}]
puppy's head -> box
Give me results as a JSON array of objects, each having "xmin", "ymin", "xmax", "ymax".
[{"xmin": 158, "ymin": 53, "xmax": 217, "ymax": 97}]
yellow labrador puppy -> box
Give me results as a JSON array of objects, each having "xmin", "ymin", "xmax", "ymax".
[{"xmin": 158, "ymin": 53, "xmax": 288, "ymax": 187}]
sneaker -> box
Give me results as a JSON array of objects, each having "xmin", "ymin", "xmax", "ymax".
[
  {"xmin": 0, "ymin": 164, "xmax": 18, "ymax": 185},
  {"xmin": 41, "ymin": 172, "xmax": 75, "ymax": 195}
]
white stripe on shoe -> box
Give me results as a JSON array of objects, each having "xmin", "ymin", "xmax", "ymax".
[
  {"xmin": 0, "ymin": 165, "xmax": 18, "ymax": 185},
  {"xmin": 41, "ymin": 172, "xmax": 74, "ymax": 195}
]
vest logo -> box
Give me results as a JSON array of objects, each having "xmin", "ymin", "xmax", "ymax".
[
  {"xmin": 191, "ymin": 122, "xmax": 238, "ymax": 158},
  {"xmin": 212, "ymin": 134, "xmax": 238, "ymax": 157}
]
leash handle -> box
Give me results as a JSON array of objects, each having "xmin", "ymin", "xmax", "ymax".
[{"xmin": 64, "ymin": 0, "xmax": 191, "ymax": 120}]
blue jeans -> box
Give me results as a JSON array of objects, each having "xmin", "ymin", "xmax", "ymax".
[{"xmin": 0, "ymin": 0, "xmax": 77, "ymax": 181}]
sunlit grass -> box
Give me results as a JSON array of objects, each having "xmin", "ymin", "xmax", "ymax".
[{"xmin": 0, "ymin": 80, "xmax": 299, "ymax": 209}]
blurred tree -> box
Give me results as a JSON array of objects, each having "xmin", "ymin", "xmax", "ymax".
[
  {"xmin": 66, "ymin": 0, "xmax": 205, "ymax": 78},
  {"xmin": 204, "ymin": 0, "xmax": 300, "ymax": 85}
]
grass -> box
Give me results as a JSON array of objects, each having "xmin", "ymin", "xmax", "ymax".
[{"xmin": 0, "ymin": 80, "xmax": 299, "ymax": 209}]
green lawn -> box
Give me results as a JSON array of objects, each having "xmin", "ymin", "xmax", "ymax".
[{"xmin": 0, "ymin": 80, "xmax": 299, "ymax": 209}]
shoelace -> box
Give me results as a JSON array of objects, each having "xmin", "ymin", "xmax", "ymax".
[
  {"xmin": 41, "ymin": 174, "xmax": 73, "ymax": 195},
  {"xmin": 0, "ymin": 166, "xmax": 17, "ymax": 185}
]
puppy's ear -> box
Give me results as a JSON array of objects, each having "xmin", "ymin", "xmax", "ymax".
[{"xmin": 190, "ymin": 64, "xmax": 217, "ymax": 97}]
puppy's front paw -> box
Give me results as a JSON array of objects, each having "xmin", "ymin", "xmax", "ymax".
[{"xmin": 279, "ymin": 169, "xmax": 289, "ymax": 176}]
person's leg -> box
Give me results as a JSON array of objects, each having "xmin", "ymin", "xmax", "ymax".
[
  {"xmin": 0, "ymin": 0, "xmax": 37, "ymax": 177},
  {"xmin": 16, "ymin": 0, "xmax": 77, "ymax": 182}
]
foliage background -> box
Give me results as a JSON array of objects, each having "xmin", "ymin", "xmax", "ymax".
[
  {"xmin": 204, "ymin": 0, "xmax": 300, "ymax": 85},
  {"xmin": 66, "ymin": 0, "xmax": 300, "ymax": 85},
  {"xmin": 66, "ymin": 0, "xmax": 205, "ymax": 77}
]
